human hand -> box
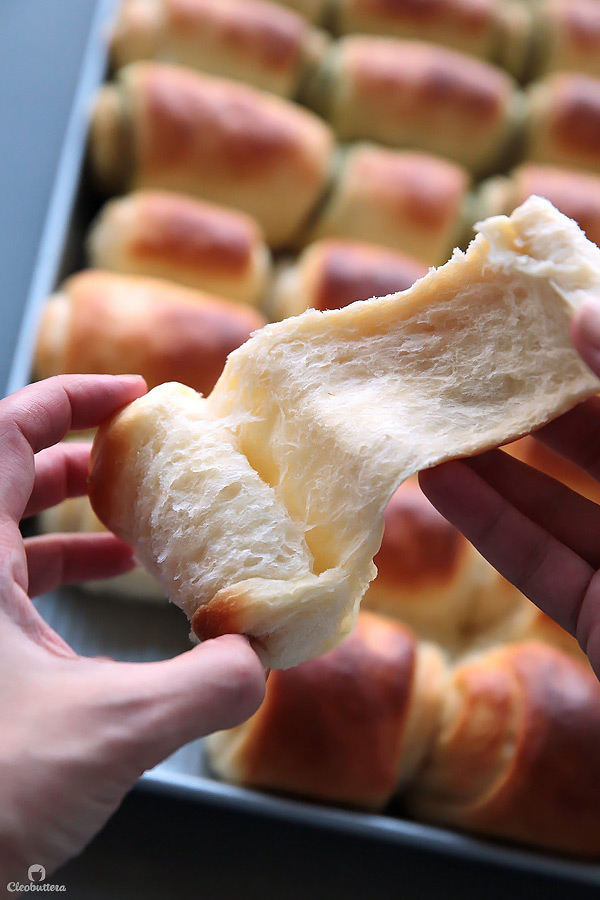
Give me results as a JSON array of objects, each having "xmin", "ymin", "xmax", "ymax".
[
  {"xmin": 0, "ymin": 375, "xmax": 266, "ymax": 883},
  {"xmin": 419, "ymin": 300, "xmax": 600, "ymax": 681}
]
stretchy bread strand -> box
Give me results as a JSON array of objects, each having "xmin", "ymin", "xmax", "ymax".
[
  {"xmin": 89, "ymin": 198, "xmax": 600, "ymax": 669},
  {"xmin": 110, "ymin": 0, "xmax": 330, "ymax": 100}
]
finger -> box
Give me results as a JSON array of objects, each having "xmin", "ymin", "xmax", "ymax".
[
  {"xmin": 460, "ymin": 449, "xmax": 600, "ymax": 569},
  {"xmin": 419, "ymin": 460, "xmax": 592, "ymax": 637},
  {"xmin": 23, "ymin": 442, "xmax": 92, "ymax": 519},
  {"xmin": 0, "ymin": 375, "xmax": 146, "ymax": 522},
  {"xmin": 571, "ymin": 298, "xmax": 600, "ymax": 380},
  {"xmin": 24, "ymin": 532, "xmax": 137, "ymax": 596},
  {"xmin": 92, "ymin": 634, "xmax": 267, "ymax": 770},
  {"xmin": 534, "ymin": 395, "xmax": 600, "ymax": 484}
]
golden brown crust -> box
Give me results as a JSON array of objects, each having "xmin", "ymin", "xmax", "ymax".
[
  {"xmin": 235, "ymin": 612, "xmax": 420, "ymax": 808},
  {"xmin": 325, "ymin": 38, "xmax": 518, "ymax": 175},
  {"xmin": 374, "ymin": 484, "xmax": 465, "ymax": 591},
  {"xmin": 36, "ymin": 270, "xmax": 265, "ymax": 394},
  {"xmin": 533, "ymin": 0, "xmax": 600, "ymax": 81},
  {"xmin": 307, "ymin": 146, "xmax": 470, "ymax": 265},
  {"xmin": 311, "ymin": 243, "xmax": 427, "ymax": 310},
  {"xmin": 411, "ymin": 642, "xmax": 600, "ymax": 856},
  {"xmin": 110, "ymin": 62, "xmax": 334, "ymax": 245},
  {"xmin": 527, "ymin": 73, "xmax": 600, "ymax": 175}
]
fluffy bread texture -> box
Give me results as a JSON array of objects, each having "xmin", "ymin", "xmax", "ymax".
[{"xmin": 89, "ymin": 198, "xmax": 600, "ymax": 669}]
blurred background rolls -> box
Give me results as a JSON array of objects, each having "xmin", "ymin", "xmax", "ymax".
[
  {"xmin": 34, "ymin": 270, "xmax": 265, "ymax": 394},
  {"xmin": 89, "ymin": 62, "xmax": 335, "ymax": 246},
  {"xmin": 268, "ymin": 238, "xmax": 428, "ymax": 320},
  {"xmin": 87, "ymin": 191, "xmax": 271, "ymax": 305},
  {"xmin": 110, "ymin": 0, "xmax": 329, "ymax": 99}
]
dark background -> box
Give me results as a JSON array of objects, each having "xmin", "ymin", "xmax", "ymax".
[{"xmin": 1, "ymin": 2, "xmax": 599, "ymax": 896}]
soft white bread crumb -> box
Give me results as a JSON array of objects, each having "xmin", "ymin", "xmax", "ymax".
[{"xmin": 89, "ymin": 197, "xmax": 600, "ymax": 669}]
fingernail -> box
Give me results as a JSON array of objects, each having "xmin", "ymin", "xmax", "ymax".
[{"xmin": 576, "ymin": 300, "xmax": 600, "ymax": 349}]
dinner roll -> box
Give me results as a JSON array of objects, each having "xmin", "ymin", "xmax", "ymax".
[
  {"xmin": 110, "ymin": 0, "xmax": 329, "ymax": 100},
  {"xmin": 407, "ymin": 641, "xmax": 600, "ymax": 857},
  {"xmin": 207, "ymin": 612, "xmax": 448, "ymax": 809},
  {"xmin": 303, "ymin": 37, "xmax": 524, "ymax": 176},
  {"xmin": 87, "ymin": 191, "xmax": 271, "ymax": 306},
  {"xmin": 34, "ymin": 270, "xmax": 265, "ymax": 395},
  {"xmin": 302, "ymin": 145, "xmax": 471, "ymax": 265},
  {"xmin": 89, "ymin": 62, "xmax": 335, "ymax": 246},
  {"xmin": 268, "ymin": 239, "xmax": 428, "ymax": 320},
  {"xmin": 88, "ymin": 198, "xmax": 600, "ymax": 669}
]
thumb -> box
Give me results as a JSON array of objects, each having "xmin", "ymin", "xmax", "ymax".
[
  {"xmin": 572, "ymin": 299, "xmax": 600, "ymax": 376},
  {"xmin": 98, "ymin": 634, "xmax": 268, "ymax": 772}
]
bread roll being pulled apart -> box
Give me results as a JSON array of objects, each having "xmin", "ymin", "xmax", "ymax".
[{"xmin": 89, "ymin": 198, "xmax": 600, "ymax": 669}]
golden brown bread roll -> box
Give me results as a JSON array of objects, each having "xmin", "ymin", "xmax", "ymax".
[
  {"xmin": 88, "ymin": 199, "xmax": 600, "ymax": 669},
  {"xmin": 529, "ymin": 0, "xmax": 600, "ymax": 82},
  {"xmin": 407, "ymin": 641, "xmax": 600, "ymax": 857},
  {"xmin": 472, "ymin": 163, "xmax": 600, "ymax": 248},
  {"xmin": 206, "ymin": 611, "xmax": 448, "ymax": 809},
  {"xmin": 362, "ymin": 482, "xmax": 524, "ymax": 653},
  {"xmin": 364, "ymin": 479, "xmax": 584, "ymax": 660},
  {"xmin": 34, "ymin": 270, "xmax": 265, "ymax": 394},
  {"xmin": 303, "ymin": 37, "xmax": 524, "ymax": 176},
  {"xmin": 110, "ymin": 0, "xmax": 329, "ymax": 99},
  {"xmin": 268, "ymin": 239, "xmax": 428, "ymax": 320},
  {"xmin": 333, "ymin": 0, "xmax": 531, "ymax": 80},
  {"xmin": 525, "ymin": 72, "xmax": 600, "ymax": 176},
  {"xmin": 89, "ymin": 62, "xmax": 335, "ymax": 247},
  {"xmin": 87, "ymin": 191, "xmax": 271, "ymax": 306},
  {"xmin": 271, "ymin": 0, "xmax": 329, "ymax": 24},
  {"xmin": 302, "ymin": 145, "xmax": 471, "ymax": 265},
  {"xmin": 39, "ymin": 496, "xmax": 166, "ymax": 602}
]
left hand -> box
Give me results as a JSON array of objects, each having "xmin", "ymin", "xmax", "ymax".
[{"xmin": 0, "ymin": 375, "xmax": 267, "ymax": 882}]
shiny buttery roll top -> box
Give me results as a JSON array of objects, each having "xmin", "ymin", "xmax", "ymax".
[
  {"xmin": 89, "ymin": 62, "xmax": 335, "ymax": 247},
  {"xmin": 88, "ymin": 198, "xmax": 600, "ymax": 670},
  {"xmin": 87, "ymin": 190, "xmax": 271, "ymax": 306},
  {"xmin": 525, "ymin": 72, "xmax": 600, "ymax": 176},
  {"xmin": 110, "ymin": 0, "xmax": 329, "ymax": 100},
  {"xmin": 302, "ymin": 144, "xmax": 471, "ymax": 266},
  {"xmin": 207, "ymin": 611, "xmax": 448, "ymax": 809},
  {"xmin": 406, "ymin": 641, "xmax": 600, "ymax": 856},
  {"xmin": 333, "ymin": 0, "xmax": 531, "ymax": 80},
  {"xmin": 34, "ymin": 270, "xmax": 265, "ymax": 395},
  {"xmin": 472, "ymin": 163, "xmax": 600, "ymax": 248},
  {"xmin": 268, "ymin": 239, "xmax": 427, "ymax": 320},
  {"xmin": 303, "ymin": 37, "xmax": 524, "ymax": 177}
]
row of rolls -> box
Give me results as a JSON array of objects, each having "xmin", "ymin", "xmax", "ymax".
[{"xmin": 32, "ymin": 0, "xmax": 600, "ymax": 861}]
